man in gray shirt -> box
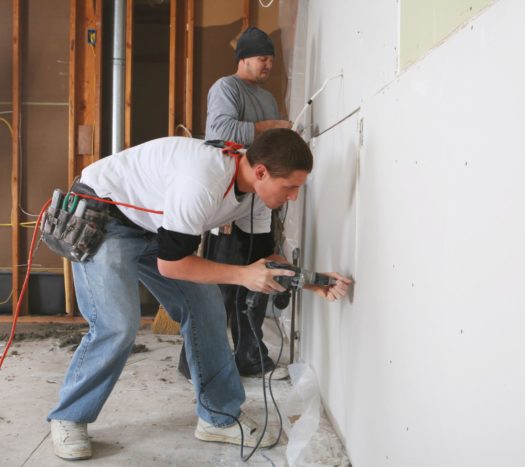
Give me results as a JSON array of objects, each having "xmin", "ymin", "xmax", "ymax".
[
  {"xmin": 180, "ymin": 28, "xmax": 292, "ymax": 380},
  {"xmin": 205, "ymin": 27, "xmax": 291, "ymax": 144}
]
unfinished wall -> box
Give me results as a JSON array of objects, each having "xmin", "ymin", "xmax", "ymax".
[
  {"xmin": 0, "ymin": 1, "xmax": 70, "ymax": 314},
  {"xmin": 0, "ymin": 0, "xmax": 13, "ymax": 271},
  {"xmin": 287, "ymin": 0, "xmax": 525, "ymax": 465}
]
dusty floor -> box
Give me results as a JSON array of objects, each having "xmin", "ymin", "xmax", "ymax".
[{"xmin": 0, "ymin": 321, "xmax": 349, "ymax": 467}]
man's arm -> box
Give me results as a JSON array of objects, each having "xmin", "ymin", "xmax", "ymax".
[
  {"xmin": 205, "ymin": 78, "xmax": 292, "ymax": 144},
  {"xmin": 206, "ymin": 79, "xmax": 255, "ymax": 144},
  {"xmin": 254, "ymin": 119, "xmax": 292, "ymax": 136},
  {"xmin": 157, "ymin": 256, "xmax": 294, "ymax": 294}
]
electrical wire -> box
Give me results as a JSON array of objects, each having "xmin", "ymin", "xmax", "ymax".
[
  {"xmin": 233, "ymin": 194, "xmax": 256, "ymax": 357},
  {"xmin": 258, "ymin": 0, "xmax": 275, "ymax": 7},
  {"xmin": 0, "ymin": 290, "xmax": 13, "ymax": 306},
  {"xmin": 0, "ymin": 117, "xmax": 14, "ymax": 137},
  {"xmin": 197, "ymin": 193, "xmax": 286, "ymax": 462},
  {"xmin": 0, "ymin": 221, "xmax": 38, "ymax": 228},
  {"xmin": 0, "ymin": 192, "xmax": 164, "ymax": 369},
  {"xmin": 17, "ymin": 112, "xmax": 40, "ymax": 218},
  {"xmin": 1, "ymin": 113, "xmax": 41, "ymax": 224},
  {"xmin": 0, "ymin": 198, "xmax": 51, "ymax": 369},
  {"xmin": 292, "ymin": 72, "xmax": 344, "ymax": 132},
  {"xmin": 175, "ymin": 123, "xmax": 192, "ymax": 138},
  {"xmin": 2, "ymin": 179, "xmax": 284, "ymax": 458},
  {"xmin": 314, "ymin": 106, "xmax": 360, "ymax": 139}
]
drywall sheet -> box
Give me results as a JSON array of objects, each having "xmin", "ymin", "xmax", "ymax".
[
  {"xmin": 296, "ymin": 0, "xmax": 398, "ymax": 133},
  {"xmin": 283, "ymin": 0, "xmax": 398, "ymax": 267},
  {"xmin": 400, "ymin": 0, "xmax": 494, "ymax": 69},
  {"xmin": 300, "ymin": 111, "xmax": 360, "ymax": 438},
  {"xmin": 297, "ymin": 0, "xmax": 525, "ymax": 465}
]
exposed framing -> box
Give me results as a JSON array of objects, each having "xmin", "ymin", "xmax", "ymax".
[
  {"xmin": 11, "ymin": 0, "xmax": 22, "ymax": 315},
  {"xmin": 184, "ymin": 0, "xmax": 194, "ymax": 132},
  {"xmin": 168, "ymin": 0, "xmax": 177, "ymax": 135},
  {"xmin": 243, "ymin": 0, "xmax": 250, "ymax": 30},
  {"xmin": 64, "ymin": 0, "xmax": 103, "ymax": 316},
  {"xmin": 124, "ymin": 0, "xmax": 134, "ymax": 147}
]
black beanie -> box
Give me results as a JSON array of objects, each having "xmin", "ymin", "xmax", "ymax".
[{"xmin": 235, "ymin": 27, "xmax": 275, "ymax": 62}]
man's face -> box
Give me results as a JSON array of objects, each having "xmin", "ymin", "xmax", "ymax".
[
  {"xmin": 254, "ymin": 168, "xmax": 308, "ymax": 209},
  {"xmin": 242, "ymin": 56, "xmax": 274, "ymax": 83}
]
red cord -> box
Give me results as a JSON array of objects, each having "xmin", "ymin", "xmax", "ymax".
[
  {"xmin": 0, "ymin": 195, "xmax": 167, "ymax": 369},
  {"xmin": 70, "ymin": 193, "xmax": 164, "ymax": 215},
  {"xmin": 0, "ymin": 198, "xmax": 51, "ymax": 369},
  {"xmin": 1, "ymin": 167, "xmax": 241, "ymax": 368}
]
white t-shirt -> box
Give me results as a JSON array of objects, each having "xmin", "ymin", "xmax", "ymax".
[{"xmin": 80, "ymin": 137, "xmax": 271, "ymax": 235}]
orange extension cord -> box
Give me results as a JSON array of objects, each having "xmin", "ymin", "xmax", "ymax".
[
  {"xmin": 0, "ymin": 194, "xmax": 166, "ymax": 369},
  {"xmin": 0, "ymin": 198, "xmax": 51, "ymax": 369},
  {"xmin": 0, "ymin": 141, "xmax": 244, "ymax": 368}
]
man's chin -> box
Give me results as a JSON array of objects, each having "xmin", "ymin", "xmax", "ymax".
[{"xmin": 266, "ymin": 201, "xmax": 284, "ymax": 209}]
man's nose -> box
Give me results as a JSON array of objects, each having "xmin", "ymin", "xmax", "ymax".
[{"xmin": 288, "ymin": 189, "xmax": 299, "ymax": 201}]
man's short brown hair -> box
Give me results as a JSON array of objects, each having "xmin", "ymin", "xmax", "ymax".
[{"xmin": 246, "ymin": 129, "xmax": 313, "ymax": 178}]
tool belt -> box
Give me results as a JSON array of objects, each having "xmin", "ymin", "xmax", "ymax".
[{"xmin": 40, "ymin": 181, "xmax": 109, "ymax": 262}]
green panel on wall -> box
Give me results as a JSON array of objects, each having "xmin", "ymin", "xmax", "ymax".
[{"xmin": 400, "ymin": 0, "xmax": 493, "ymax": 70}]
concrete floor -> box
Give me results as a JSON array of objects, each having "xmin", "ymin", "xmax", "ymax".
[{"xmin": 0, "ymin": 321, "xmax": 349, "ymax": 467}]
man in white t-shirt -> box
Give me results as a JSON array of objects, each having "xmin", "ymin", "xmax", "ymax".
[
  {"xmin": 193, "ymin": 27, "xmax": 293, "ymax": 380},
  {"xmin": 46, "ymin": 129, "xmax": 351, "ymax": 461}
]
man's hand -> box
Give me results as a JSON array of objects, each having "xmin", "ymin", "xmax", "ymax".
[
  {"xmin": 254, "ymin": 119, "xmax": 292, "ymax": 135},
  {"xmin": 305, "ymin": 273, "xmax": 353, "ymax": 301},
  {"xmin": 242, "ymin": 258, "xmax": 295, "ymax": 293}
]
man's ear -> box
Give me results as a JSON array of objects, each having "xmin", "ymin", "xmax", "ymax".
[{"xmin": 254, "ymin": 164, "xmax": 268, "ymax": 181}]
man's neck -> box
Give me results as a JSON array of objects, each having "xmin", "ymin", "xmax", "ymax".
[
  {"xmin": 236, "ymin": 156, "xmax": 255, "ymax": 194},
  {"xmin": 234, "ymin": 72, "xmax": 258, "ymax": 86}
]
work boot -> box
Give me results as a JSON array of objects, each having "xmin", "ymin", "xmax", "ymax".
[
  {"xmin": 195, "ymin": 412, "xmax": 277, "ymax": 448},
  {"xmin": 50, "ymin": 420, "xmax": 92, "ymax": 460}
]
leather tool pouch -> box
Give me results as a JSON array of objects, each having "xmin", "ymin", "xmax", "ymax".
[{"xmin": 40, "ymin": 181, "xmax": 109, "ymax": 262}]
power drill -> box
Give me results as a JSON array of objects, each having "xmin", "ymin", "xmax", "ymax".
[{"xmin": 244, "ymin": 261, "xmax": 336, "ymax": 312}]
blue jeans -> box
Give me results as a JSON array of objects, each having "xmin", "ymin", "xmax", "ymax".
[{"xmin": 48, "ymin": 218, "xmax": 245, "ymax": 426}]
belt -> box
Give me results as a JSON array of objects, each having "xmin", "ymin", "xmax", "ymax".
[{"xmin": 107, "ymin": 202, "xmax": 142, "ymax": 229}]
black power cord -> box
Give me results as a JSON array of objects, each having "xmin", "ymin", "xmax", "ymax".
[{"xmin": 198, "ymin": 193, "xmax": 285, "ymax": 462}]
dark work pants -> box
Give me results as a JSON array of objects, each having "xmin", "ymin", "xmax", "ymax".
[{"xmin": 179, "ymin": 225, "xmax": 275, "ymax": 377}]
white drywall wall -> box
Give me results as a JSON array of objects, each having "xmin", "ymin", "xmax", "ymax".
[{"xmin": 290, "ymin": 0, "xmax": 525, "ymax": 465}]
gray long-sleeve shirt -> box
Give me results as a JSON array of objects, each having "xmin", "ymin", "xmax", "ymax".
[{"xmin": 205, "ymin": 75, "xmax": 280, "ymax": 145}]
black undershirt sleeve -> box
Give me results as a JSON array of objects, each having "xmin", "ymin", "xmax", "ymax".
[
  {"xmin": 157, "ymin": 227, "xmax": 201, "ymax": 261},
  {"xmin": 233, "ymin": 224, "xmax": 275, "ymax": 261}
]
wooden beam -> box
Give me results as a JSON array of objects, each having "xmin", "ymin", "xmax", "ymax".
[
  {"xmin": 0, "ymin": 316, "xmax": 154, "ymax": 325},
  {"xmin": 64, "ymin": 0, "xmax": 78, "ymax": 317},
  {"xmin": 124, "ymin": 0, "xmax": 134, "ymax": 147},
  {"xmin": 243, "ymin": 0, "xmax": 250, "ymax": 30},
  {"xmin": 68, "ymin": 0, "xmax": 77, "ymax": 184},
  {"xmin": 168, "ymin": 0, "xmax": 176, "ymax": 136},
  {"xmin": 11, "ymin": 0, "xmax": 21, "ymax": 316},
  {"xmin": 92, "ymin": 0, "xmax": 102, "ymax": 160},
  {"xmin": 184, "ymin": 0, "xmax": 194, "ymax": 132},
  {"xmin": 64, "ymin": 0, "xmax": 103, "ymax": 317},
  {"xmin": 76, "ymin": 0, "xmax": 102, "ymax": 169}
]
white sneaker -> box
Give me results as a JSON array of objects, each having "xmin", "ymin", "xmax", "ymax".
[
  {"xmin": 195, "ymin": 412, "xmax": 277, "ymax": 448},
  {"xmin": 50, "ymin": 420, "xmax": 92, "ymax": 460}
]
